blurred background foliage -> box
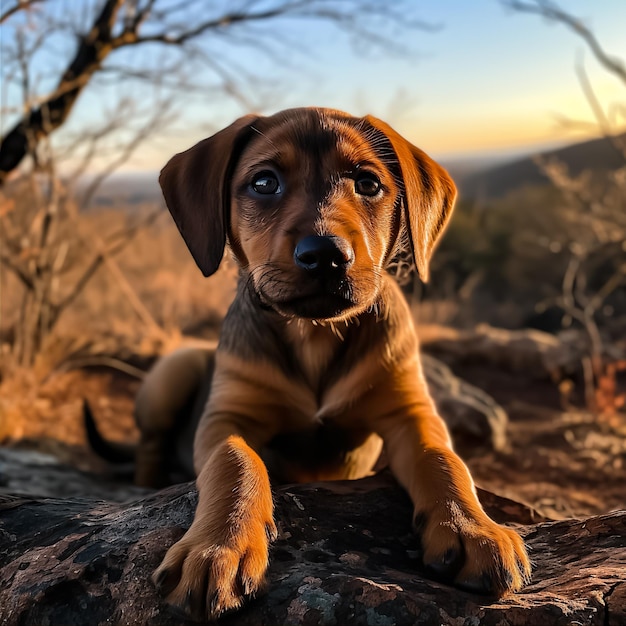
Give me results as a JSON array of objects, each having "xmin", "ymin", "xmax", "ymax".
[{"xmin": 0, "ymin": 0, "xmax": 624, "ymax": 417}]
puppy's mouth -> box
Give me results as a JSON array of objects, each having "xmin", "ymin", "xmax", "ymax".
[
  {"xmin": 256, "ymin": 279, "xmax": 361, "ymax": 320},
  {"xmin": 278, "ymin": 292, "xmax": 356, "ymax": 319}
]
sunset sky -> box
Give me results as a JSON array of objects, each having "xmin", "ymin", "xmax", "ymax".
[
  {"xmin": 372, "ymin": 0, "xmax": 626, "ymax": 160},
  {"xmin": 150, "ymin": 0, "xmax": 626, "ymax": 168},
  {"xmin": 2, "ymin": 0, "xmax": 625, "ymax": 172}
]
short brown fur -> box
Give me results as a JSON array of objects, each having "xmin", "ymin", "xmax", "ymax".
[{"xmin": 138, "ymin": 107, "xmax": 530, "ymax": 620}]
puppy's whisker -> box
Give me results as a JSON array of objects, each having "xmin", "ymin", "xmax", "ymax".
[{"xmin": 250, "ymin": 125, "xmax": 278, "ymax": 150}]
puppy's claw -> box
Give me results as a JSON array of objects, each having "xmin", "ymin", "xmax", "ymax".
[
  {"xmin": 206, "ymin": 589, "xmax": 236, "ymax": 621},
  {"xmin": 413, "ymin": 512, "xmax": 427, "ymax": 533},
  {"xmin": 458, "ymin": 572, "xmax": 494, "ymax": 595},
  {"xmin": 237, "ymin": 571, "xmax": 255, "ymax": 598},
  {"xmin": 183, "ymin": 589, "xmax": 197, "ymax": 616},
  {"xmin": 153, "ymin": 568, "xmax": 168, "ymax": 591},
  {"xmin": 425, "ymin": 546, "xmax": 462, "ymax": 578},
  {"xmin": 266, "ymin": 520, "xmax": 278, "ymax": 542},
  {"xmin": 152, "ymin": 566, "xmax": 177, "ymax": 596}
]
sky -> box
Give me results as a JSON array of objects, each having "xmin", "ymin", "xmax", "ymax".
[
  {"xmin": 2, "ymin": 0, "xmax": 626, "ymax": 172},
  {"xmin": 262, "ymin": 0, "xmax": 626, "ymax": 163},
  {"xmin": 384, "ymin": 0, "xmax": 626, "ymax": 161}
]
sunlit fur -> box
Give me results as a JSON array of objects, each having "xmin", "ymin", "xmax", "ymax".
[{"xmin": 149, "ymin": 107, "xmax": 531, "ymax": 621}]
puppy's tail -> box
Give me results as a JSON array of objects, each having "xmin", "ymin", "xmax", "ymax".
[{"xmin": 83, "ymin": 399, "xmax": 136, "ymax": 464}]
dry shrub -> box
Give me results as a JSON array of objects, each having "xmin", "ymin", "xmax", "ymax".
[
  {"xmin": 1, "ymin": 205, "xmax": 237, "ymax": 370},
  {"xmin": 53, "ymin": 207, "xmax": 238, "ymax": 340},
  {"xmin": 0, "ymin": 203, "xmax": 237, "ymax": 443},
  {"xmin": 0, "ymin": 360, "xmax": 141, "ymax": 460},
  {"xmin": 595, "ymin": 360, "xmax": 626, "ymax": 423}
]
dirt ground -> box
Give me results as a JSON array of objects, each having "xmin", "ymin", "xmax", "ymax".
[
  {"xmin": 453, "ymin": 363, "xmax": 626, "ymax": 519},
  {"xmin": 1, "ymin": 350, "xmax": 624, "ymax": 521}
]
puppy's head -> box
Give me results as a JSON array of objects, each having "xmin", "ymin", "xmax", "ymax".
[{"xmin": 160, "ymin": 108, "xmax": 456, "ymax": 321}]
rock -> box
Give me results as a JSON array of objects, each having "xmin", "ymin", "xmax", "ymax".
[
  {"xmin": 420, "ymin": 323, "xmax": 591, "ymax": 379},
  {"xmin": 1, "ymin": 470, "xmax": 624, "ymax": 626},
  {"xmin": 0, "ymin": 447, "xmax": 150, "ymax": 502},
  {"xmin": 422, "ymin": 354, "xmax": 508, "ymax": 453}
]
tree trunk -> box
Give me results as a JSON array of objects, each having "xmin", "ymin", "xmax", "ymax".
[{"xmin": 0, "ymin": 0, "xmax": 124, "ymax": 183}]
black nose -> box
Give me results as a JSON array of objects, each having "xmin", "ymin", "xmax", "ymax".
[{"xmin": 294, "ymin": 235, "xmax": 354, "ymax": 274}]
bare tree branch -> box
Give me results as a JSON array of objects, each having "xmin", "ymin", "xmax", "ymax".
[
  {"xmin": 503, "ymin": 0, "xmax": 626, "ymax": 86},
  {"xmin": 76, "ymin": 99, "xmax": 176, "ymax": 210},
  {"xmin": 0, "ymin": 249, "xmax": 34, "ymax": 289},
  {"xmin": 54, "ymin": 208, "xmax": 163, "ymax": 313},
  {"xmin": 112, "ymin": 2, "xmax": 309, "ymax": 47},
  {"xmin": 575, "ymin": 61, "xmax": 626, "ymax": 159},
  {"xmin": 0, "ymin": 0, "xmax": 125, "ymax": 182},
  {"xmin": 1, "ymin": 0, "xmax": 429, "ymax": 184},
  {"xmin": 0, "ymin": 0, "xmax": 45, "ymax": 25}
]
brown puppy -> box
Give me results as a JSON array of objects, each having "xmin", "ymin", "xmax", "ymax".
[{"xmin": 150, "ymin": 108, "xmax": 530, "ymax": 620}]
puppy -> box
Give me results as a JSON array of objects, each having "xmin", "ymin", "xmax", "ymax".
[{"xmin": 146, "ymin": 108, "xmax": 530, "ymax": 620}]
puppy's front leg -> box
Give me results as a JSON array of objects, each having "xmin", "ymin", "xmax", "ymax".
[
  {"xmin": 153, "ymin": 425, "xmax": 276, "ymax": 620},
  {"xmin": 379, "ymin": 377, "xmax": 531, "ymax": 595}
]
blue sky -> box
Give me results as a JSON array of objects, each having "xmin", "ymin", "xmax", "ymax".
[
  {"xmin": 266, "ymin": 0, "xmax": 626, "ymax": 161},
  {"xmin": 2, "ymin": 0, "xmax": 625, "ymax": 172},
  {"xmin": 392, "ymin": 0, "xmax": 626, "ymax": 159},
  {"xmin": 161, "ymin": 0, "xmax": 625, "ymax": 168}
]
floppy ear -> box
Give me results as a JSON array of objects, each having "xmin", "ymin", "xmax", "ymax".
[
  {"xmin": 365, "ymin": 116, "xmax": 457, "ymax": 282},
  {"xmin": 159, "ymin": 114, "xmax": 258, "ymax": 277}
]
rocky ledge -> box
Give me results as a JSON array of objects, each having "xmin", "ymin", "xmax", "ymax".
[{"xmin": 0, "ymin": 471, "xmax": 624, "ymax": 625}]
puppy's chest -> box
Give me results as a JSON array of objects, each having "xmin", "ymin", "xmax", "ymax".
[
  {"xmin": 288, "ymin": 321, "xmax": 343, "ymax": 388},
  {"xmin": 283, "ymin": 320, "xmax": 383, "ymax": 427}
]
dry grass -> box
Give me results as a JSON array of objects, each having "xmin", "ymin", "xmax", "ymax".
[
  {"xmin": 0, "ymin": 204, "xmax": 237, "ymax": 446},
  {"xmin": 57, "ymin": 208, "xmax": 237, "ymax": 341},
  {"xmin": 1, "ymin": 206, "xmax": 237, "ymax": 357}
]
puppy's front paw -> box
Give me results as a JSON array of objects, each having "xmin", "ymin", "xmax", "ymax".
[
  {"xmin": 417, "ymin": 501, "xmax": 531, "ymax": 595},
  {"xmin": 153, "ymin": 515, "xmax": 278, "ymax": 621}
]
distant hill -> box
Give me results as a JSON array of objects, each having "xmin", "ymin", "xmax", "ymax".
[
  {"xmin": 80, "ymin": 132, "xmax": 625, "ymax": 208},
  {"xmin": 82, "ymin": 172, "xmax": 162, "ymax": 209},
  {"xmin": 459, "ymin": 133, "xmax": 626, "ymax": 201}
]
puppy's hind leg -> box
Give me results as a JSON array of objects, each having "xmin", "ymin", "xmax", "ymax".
[{"xmin": 134, "ymin": 347, "xmax": 215, "ymax": 487}]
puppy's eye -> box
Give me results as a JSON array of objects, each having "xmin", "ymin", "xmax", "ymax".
[
  {"xmin": 251, "ymin": 171, "xmax": 281, "ymax": 195},
  {"xmin": 354, "ymin": 173, "xmax": 381, "ymax": 197}
]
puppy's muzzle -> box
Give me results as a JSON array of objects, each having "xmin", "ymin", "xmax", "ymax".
[
  {"xmin": 273, "ymin": 234, "xmax": 357, "ymax": 319},
  {"xmin": 293, "ymin": 235, "xmax": 354, "ymax": 277}
]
